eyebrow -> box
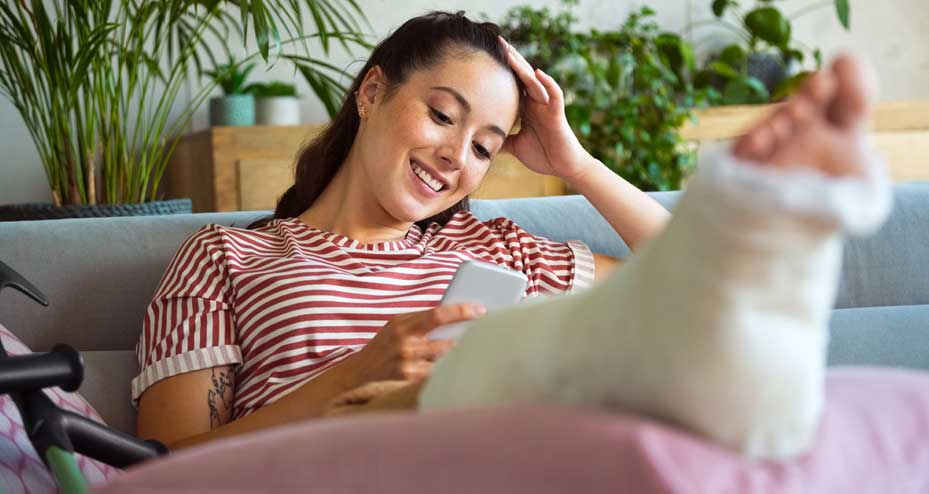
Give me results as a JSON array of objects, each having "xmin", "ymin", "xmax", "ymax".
[{"xmin": 430, "ymin": 86, "xmax": 508, "ymax": 139}]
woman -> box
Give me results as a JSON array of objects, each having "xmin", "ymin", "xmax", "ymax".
[{"xmin": 136, "ymin": 11, "xmax": 889, "ymax": 460}]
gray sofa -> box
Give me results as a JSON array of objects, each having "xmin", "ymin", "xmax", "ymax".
[{"xmin": 1, "ymin": 187, "xmax": 928, "ymax": 436}]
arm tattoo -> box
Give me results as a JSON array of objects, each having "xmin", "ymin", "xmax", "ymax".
[{"xmin": 207, "ymin": 368, "xmax": 235, "ymax": 429}]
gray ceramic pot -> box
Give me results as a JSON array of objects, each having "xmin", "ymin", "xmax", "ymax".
[{"xmin": 209, "ymin": 94, "xmax": 255, "ymax": 126}]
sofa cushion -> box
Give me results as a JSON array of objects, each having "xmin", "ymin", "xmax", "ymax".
[
  {"xmin": 0, "ymin": 324, "xmax": 121, "ymax": 491},
  {"xmin": 79, "ymin": 351, "xmax": 139, "ymax": 435},
  {"xmin": 834, "ymin": 183, "xmax": 929, "ymax": 309},
  {"xmin": 94, "ymin": 368, "xmax": 929, "ymax": 493},
  {"xmin": 828, "ymin": 304, "xmax": 929, "ymax": 371}
]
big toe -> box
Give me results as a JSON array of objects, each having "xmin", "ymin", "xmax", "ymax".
[{"xmin": 829, "ymin": 54, "xmax": 875, "ymax": 129}]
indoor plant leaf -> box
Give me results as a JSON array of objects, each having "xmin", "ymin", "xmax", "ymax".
[
  {"xmin": 712, "ymin": 0, "xmax": 738, "ymax": 18},
  {"xmin": 744, "ymin": 7, "xmax": 791, "ymax": 47},
  {"xmin": 721, "ymin": 76, "xmax": 769, "ymax": 105},
  {"xmin": 835, "ymin": 0, "xmax": 851, "ymax": 30}
]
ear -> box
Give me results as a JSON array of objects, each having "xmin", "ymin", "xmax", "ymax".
[{"xmin": 358, "ymin": 66, "xmax": 387, "ymax": 107}]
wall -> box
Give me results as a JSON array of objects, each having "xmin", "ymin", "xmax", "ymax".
[{"xmin": 1, "ymin": 0, "xmax": 927, "ymax": 204}]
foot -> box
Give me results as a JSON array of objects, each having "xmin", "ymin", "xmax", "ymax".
[{"xmin": 732, "ymin": 54, "xmax": 877, "ymax": 178}]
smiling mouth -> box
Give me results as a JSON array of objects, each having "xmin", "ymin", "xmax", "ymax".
[{"xmin": 410, "ymin": 160, "xmax": 447, "ymax": 192}]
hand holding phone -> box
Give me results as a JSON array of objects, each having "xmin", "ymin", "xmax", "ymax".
[{"xmin": 427, "ymin": 260, "xmax": 529, "ymax": 341}]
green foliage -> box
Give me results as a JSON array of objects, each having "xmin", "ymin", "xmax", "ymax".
[
  {"xmin": 205, "ymin": 58, "xmax": 258, "ymax": 95},
  {"xmin": 696, "ymin": 0, "xmax": 851, "ymax": 105},
  {"xmin": 246, "ymin": 82, "xmax": 300, "ymax": 98},
  {"xmin": 0, "ymin": 1, "xmax": 370, "ymax": 206},
  {"xmin": 499, "ymin": 3, "xmax": 713, "ymax": 192}
]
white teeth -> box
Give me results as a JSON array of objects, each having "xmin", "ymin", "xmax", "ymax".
[{"xmin": 411, "ymin": 162, "xmax": 443, "ymax": 192}]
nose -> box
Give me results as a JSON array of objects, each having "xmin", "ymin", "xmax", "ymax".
[{"xmin": 437, "ymin": 134, "xmax": 469, "ymax": 170}]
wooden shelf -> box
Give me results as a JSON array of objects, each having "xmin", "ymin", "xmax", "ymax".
[
  {"xmin": 166, "ymin": 100, "xmax": 929, "ymax": 212},
  {"xmin": 681, "ymin": 100, "xmax": 929, "ymax": 184},
  {"xmin": 165, "ymin": 125, "xmax": 565, "ymax": 213}
]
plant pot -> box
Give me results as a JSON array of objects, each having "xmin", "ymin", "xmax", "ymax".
[
  {"xmin": 209, "ymin": 94, "xmax": 255, "ymax": 127},
  {"xmin": 746, "ymin": 52, "xmax": 788, "ymax": 94},
  {"xmin": 255, "ymin": 96, "xmax": 301, "ymax": 125},
  {"xmin": 0, "ymin": 199, "xmax": 193, "ymax": 221}
]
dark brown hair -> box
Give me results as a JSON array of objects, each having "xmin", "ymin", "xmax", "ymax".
[{"xmin": 248, "ymin": 11, "xmax": 522, "ymax": 230}]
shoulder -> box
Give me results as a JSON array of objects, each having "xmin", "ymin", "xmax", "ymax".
[
  {"xmin": 174, "ymin": 219, "xmax": 294, "ymax": 262},
  {"xmin": 427, "ymin": 210, "xmax": 524, "ymax": 242}
]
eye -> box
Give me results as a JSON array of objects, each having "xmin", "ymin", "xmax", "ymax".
[
  {"xmin": 429, "ymin": 107, "xmax": 452, "ymax": 125},
  {"xmin": 473, "ymin": 143, "xmax": 491, "ymax": 160}
]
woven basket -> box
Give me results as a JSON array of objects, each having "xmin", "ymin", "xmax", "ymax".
[{"xmin": 0, "ymin": 199, "xmax": 193, "ymax": 221}]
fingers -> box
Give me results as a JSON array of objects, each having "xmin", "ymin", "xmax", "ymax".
[
  {"xmin": 534, "ymin": 68, "xmax": 564, "ymax": 108},
  {"xmin": 401, "ymin": 338, "xmax": 456, "ymax": 362},
  {"xmin": 398, "ymin": 360, "xmax": 433, "ymax": 381},
  {"xmin": 498, "ymin": 36, "xmax": 549, "ymax": 105},
  {"xmin": 407, "ymin": 303, "xmax": 486, "ymax": 335}
]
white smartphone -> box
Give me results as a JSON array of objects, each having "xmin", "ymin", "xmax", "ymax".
[{"xmin": 427, "ymin": 260, "xmax": 529, "ymax": 341}]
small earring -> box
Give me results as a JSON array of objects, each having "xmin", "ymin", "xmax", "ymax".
[{"xmin": 358, "ymin": 105, "xmax": 368, "ymax": 118}]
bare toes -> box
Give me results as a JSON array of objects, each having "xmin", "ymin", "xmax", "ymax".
[
  {"xmin": 800, "ymin": 70, "xmax": 837, "ymax": 109},
  {"xmin": 734, "ymin": 124, "xmax": 776, "ymax": 162},
  {"xmin": 785, "ymin": 97, "xmax": 815, "ymax": 132},
  {"xmin": 828, "ymin": 54, "xmax": 874, "ymax": 129},
  {"xmin": 769, "ymin": 113, "xmax": 794, "ymax": 145}
]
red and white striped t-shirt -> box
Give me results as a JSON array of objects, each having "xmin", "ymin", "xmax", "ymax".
[{"xmin": 132, "ymin": 209, "xmax": 595, "ymax": 419}]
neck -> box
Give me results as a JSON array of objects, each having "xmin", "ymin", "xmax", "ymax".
[{"xmin": 296, "ymin": 146, "xmax": 412, "ymax": 244}]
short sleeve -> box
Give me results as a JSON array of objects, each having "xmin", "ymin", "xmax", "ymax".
[
  {"xmin": 131, "ymin": 225, "xmax": 243, "ymax": 407},
  {"xmin": 482, "ymin": 217, "xmax": 596, "ymax": 297}
]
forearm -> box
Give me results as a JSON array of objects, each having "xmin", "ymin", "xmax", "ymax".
[
  {"xmin": 563, "ymin": 157, "xmax": 671, "ymax": 252},
  {"xmin": 170, "ymin": 353, "xmax": 368, "ymax": 450}
]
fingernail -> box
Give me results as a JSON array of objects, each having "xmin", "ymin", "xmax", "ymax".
[{"xmin": 472, "ymin": 304, "xmax": 487, "ymax": 316}]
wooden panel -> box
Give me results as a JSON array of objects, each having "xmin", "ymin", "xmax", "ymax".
[
  {"xmin": 164, "ymin": 130, "xmax": 214, "ymax": 213},
  {"xmin": 681, "ymin": 100, "xmax": 929, "ymax": 140},
  {"xmin": 871, "ymin": 131, "xmax": 929, "ymax": 183},
  {"xmin": 473, "ymin": 153, "xmax": 567, "ymax": 199},
  {"xmin": 681, "ymin": 100, "xmax": 929, "ymax": 183},
  {"xmin": 164, "ymin": 100, "xmax": 929, "ymax": 213},
  {"xmin": 237, "ymin": 159, "xmax": 295, "ymax": 211},
  {"xmin": 212, "ymin": 125, "xmax": 324, "ymax": 212}
]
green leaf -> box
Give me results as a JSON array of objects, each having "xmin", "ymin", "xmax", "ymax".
[
  {"xmin": 709, "ymin": 60, "xmax": 741, "ymax": 79},
  {"xmin": 719, "ymin": 44, "xmax": 747, "ymax": 70},
  {"xmin": 656, "ymin": 33, "xmax": 695, "ymax": 75},
  {"xmin": 835, "ymin": 0, "xmax": 851, "ymax": 30},
  {"xmin": 712, "ymin": 0, "xmax": 736, "ymax": 17},
  {"xmin": 744, "ymin": 7, "xmax": 791, "ymax": 47},
  {"xmin": 721, "ymin": 76, "xmax": 769, "ymax": 105},
  {"xmin": 771, "ymin": 71, "xmax": 812, "ymax": 100},
  {"xmin": 781, "ymin": 48, "xmax": 804, "ymax": 64}
]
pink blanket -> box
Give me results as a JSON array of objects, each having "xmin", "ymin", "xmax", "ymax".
[{"xmin": 94, "ymin": 368, "xmax": 929, "ymax": 493}]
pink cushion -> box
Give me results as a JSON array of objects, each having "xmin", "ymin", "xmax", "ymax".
[
  {"xmin": 0, "ymin": 324, "xmax": 122, "ymax": 492},
  {"xmin": 94, "ymin": 368, "xmax": 929, "ymax": 494}
]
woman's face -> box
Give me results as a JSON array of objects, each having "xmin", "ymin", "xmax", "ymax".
[{"xmin": 355, "ymin": 49, "xmax": 520, "ymax": 224}]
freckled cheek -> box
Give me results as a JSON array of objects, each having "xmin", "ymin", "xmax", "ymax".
[
  {"xmin": 458, "ymin": 164, "xmax": 490, "ymax": 193},
  {"xmin": 392, "ymin": 113, "xmax": 439, "ymax": 150}
]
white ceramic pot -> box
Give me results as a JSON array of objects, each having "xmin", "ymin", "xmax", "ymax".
[{"xmin": 255, "ymin": 96, "xmax": 301, "ymax": 125}]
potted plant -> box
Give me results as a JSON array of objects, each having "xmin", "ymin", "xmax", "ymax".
[
  {"xmin": 206, "ymin": 59, "xmax": 258, "ymax": 127},
  {"xmin": 248, "ymin": 82, "xmax": 302, "ymax": 126},
  {"xmin": 690, "ymin": 0, "xmax": 851, "ymax": 105},
  {"xmin": 0, "ymin": 1, "xmax": 369, "ymax": 220},
  {"xmin": 499, "ymin": 1, "xmax": 713, "ymax": 192}
]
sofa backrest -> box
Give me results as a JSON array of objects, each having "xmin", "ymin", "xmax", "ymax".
[{"xmin": 0, "ymin": 186, "xmax": 927, "ymax": 433}]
